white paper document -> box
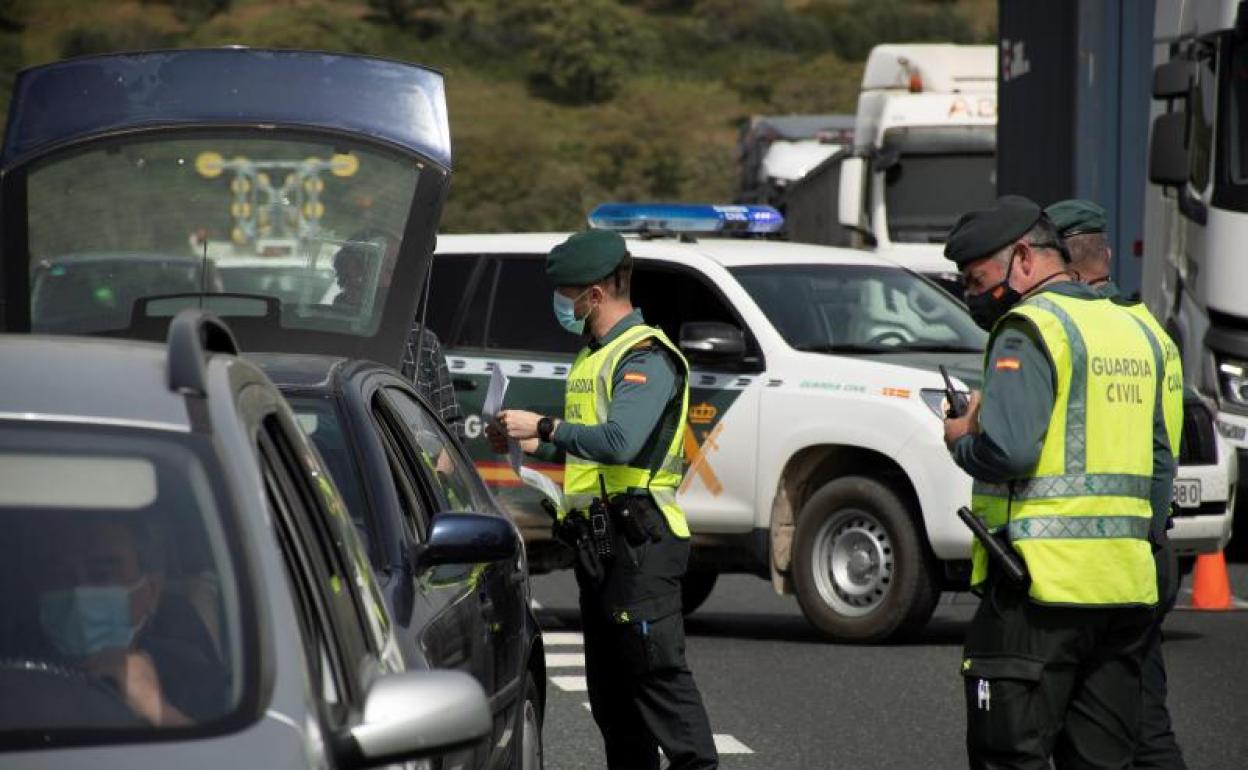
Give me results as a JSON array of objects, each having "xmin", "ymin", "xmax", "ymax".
[{"xmin": 482, "ymin": 364, "xmax": 566, "ymax": 514}]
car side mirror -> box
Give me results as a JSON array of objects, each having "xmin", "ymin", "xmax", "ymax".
[
  {"xmin": 416, "ymin": 512, "xmax": 519, "ymax": 569},
  {"xmin": 1148, "ymin": 111, "xmax": 1189, "ymax": 188},
  {"xmin": 837, "ymin": 156, "xmax": 866, "ymax": 230},
  {"xmin": 1153, "ymin": 58, "xmax": 1194, "ymax": 99},
  {"xmin": 336, "ymin": 670, "xmax": 490, "ymax": 769},
  {"xmin": 680, "ymin": 321, "xmax": 746, "ymax": 361}
]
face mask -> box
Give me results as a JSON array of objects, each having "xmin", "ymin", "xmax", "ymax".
[
  {"xmin": 552, "ymin": 288, "xmax": 593, "ymax": 335},
  {"xmin": 38, "ymin": 577, "xmax": 145, "ymax": 659},
  {"xmin": 966, "ymin": 253, "xmax": 1022, "ymax": 331}
]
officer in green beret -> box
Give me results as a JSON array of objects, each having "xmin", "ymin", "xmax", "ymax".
[
  {"xmin": 1048, "ymin": 198, "xmax": 1188, "ymax": 770},
  {"xmin": 942, "ymin": 196, "xmax": 1170, "ymax": 768},
  {"xmin": 489, "ymin": 229, "xmax": 718, "ymax": 770},
  {"xmin": 1045, "ymin": 198, "xmax": 1114, "ymax": 292}
]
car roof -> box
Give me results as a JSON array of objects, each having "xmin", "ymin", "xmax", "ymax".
[
  {"xmin": 0, "ymin": 335, "xmax": 192, "ymax": 431},
  {"xmin": 435, "ymin": 232, "xmax": 903, "ymax": 270},
  {"xmin": 247, "ymin": 352, "xmax": 353, "ymax": 391}
]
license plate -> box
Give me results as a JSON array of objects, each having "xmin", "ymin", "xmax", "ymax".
[{"xmin": 1173, "ymin": 479, "xmax": 1202, "ymax": 509}]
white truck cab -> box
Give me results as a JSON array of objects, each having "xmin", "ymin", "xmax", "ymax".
[
  {"xmin": 836, "ymin": 44, "xmax": 998, "ymax": 294},
  {"xmin": 432, "ymin": 204, "xmax": 1235, "ymax": 642}
]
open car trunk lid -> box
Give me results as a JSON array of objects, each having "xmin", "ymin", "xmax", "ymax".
[{"xmin": 0, "ymin": 48, "xmax": 451, "ymax": 369}]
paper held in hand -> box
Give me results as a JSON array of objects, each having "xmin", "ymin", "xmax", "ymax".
[{"xmin": 483, "ymin": 364, "xmax": 566, "ymax": 514}]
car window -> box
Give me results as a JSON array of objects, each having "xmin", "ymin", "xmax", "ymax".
[
  {"xmin": 631, "ymin": 261, "xmax": 762, "ymax": 368},
  {"xmin": 258, "ymin": 432, "xmax": 350, "ymax": 719},
  {"xmin": 287, "ymin": 395, "xmax": 375, "ymax": 562},
  {"xmin": 427, "ymin": 254, "xmax": 481, "ymax": 347},
  {"xmin": 383, "ymin": 388, "xmax": 492, "ymax": 513},
  {"xmin": 0, "ymin": 424, "xmax": 248, "ymax": 739},
  {"xmin": 258, "ymin": 417, "xmax": 375, "ymax": 672},
  {"xmin": 732, "ymin": 264, "xmax": 987, "ymax": 353},
  {"xmin": 25, "ymin": 135, "xmax": 420, "ymax": 339},
  {"xmin": 486, "ymin": 257, "xmax": 582, "ymax": 355}
]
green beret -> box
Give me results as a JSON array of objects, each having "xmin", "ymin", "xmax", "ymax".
[
  {"xmin": 1045, "ymin": 198, "xmax": 1106, "ymax": 237},
  {"xmin": 546, "ymin": 230, "xmax": 628, "ymax": 286},
  {"xmin": 944, "ymin": 195, "xmax": 1042, "ymax": 268}
]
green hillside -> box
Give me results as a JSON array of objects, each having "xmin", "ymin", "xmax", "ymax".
[{"xmin": 0, "ymin": 0, "xmax": 995, "ymax": 232}]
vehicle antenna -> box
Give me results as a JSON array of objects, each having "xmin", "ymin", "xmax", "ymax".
[{"xmin": 199, "ymin": 238, "xmax": 209, "ymax": 309}]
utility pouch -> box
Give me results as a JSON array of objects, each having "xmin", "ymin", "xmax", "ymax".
[{"xmin": 608, "ymin": 494, "xmax": 656, "ymax": 547}]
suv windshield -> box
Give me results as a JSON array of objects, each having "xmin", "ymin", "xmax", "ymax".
[
  {"xmin": 25, "ymin": 135, "xmax": 420, "ymax": 338},
  {"xmin": 732, "ymin": 264, "xmax": 986, "ymax": 353},
  {"xmin": 0, "ymin": 424, "xmax": 248, "ymax": 739}
]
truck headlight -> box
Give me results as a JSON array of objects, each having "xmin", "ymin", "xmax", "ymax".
[{"xmin": 1217, "ymin": 358, "xmax": 1248, "ymax": 407}]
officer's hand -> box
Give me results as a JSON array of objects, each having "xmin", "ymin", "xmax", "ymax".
[
  {"xmin": 497, "ymin": 409, "xmax": 542, "ymax": 441},
  {"xmin": 943, "ymin": 390, "xmax": 982, "ymax": 447},
  {"xmin": 484, "ymin": 422, "xmax": 508, "ymax": 454}
]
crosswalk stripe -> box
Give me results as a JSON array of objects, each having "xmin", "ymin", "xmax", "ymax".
[
  {"xmin": 545, "ymin": 652, "xmax": 586, "ymax": 668},
  {"xmin": 543, "ymin": 631, "xmax": 585, "ymax": 646},
  {"xmin": 714, "ymin": 735, "xmax": 754, "ymax": 754},
  {"xmin": 551, "ymin": 675, "xmax": 588, "ymax": 692}
]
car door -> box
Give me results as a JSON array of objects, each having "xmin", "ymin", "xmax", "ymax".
[
  {"xmin": 630, "ymin": 260, "xmax": 766, "ymax": 535},
  {"xmin": 379, "ymin": 384, "xmax": 527, "ymax": 740}
]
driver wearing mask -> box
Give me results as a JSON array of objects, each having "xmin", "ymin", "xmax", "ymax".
[{"xmin": 36, "ymin": 515, "xmax": 225, "ymax": 727}]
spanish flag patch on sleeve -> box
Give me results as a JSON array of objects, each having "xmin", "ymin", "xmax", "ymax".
[
  {"xmin": 994, "ymin": 357, "xmax": 1021, "ymax": 371},
  {"xmin": 622, "ymin": 371, "xmax": 649, "ymax": 384}
]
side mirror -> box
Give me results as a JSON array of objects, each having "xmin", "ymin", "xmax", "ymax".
[
  {"xmin": 680, "ymin": 321, "xmax": 746, "ymax": 360},
  {"xmin": 1153, "ymin": 59, "xmax": 1194, "ymax": 99},
  {"xmin": 1148, "ymin": 111, "xmax": 1189, "ymax": 187},
  {"xmin": 837, "ymin": 156, "xmax": 866, "ymax": 230},
  {"xmin": 337, "ymin": 670, "xmax": 490, "ymax": 769},
  {"xmin": 418, "ymin": 512, "xmax": 518, "ymax": 568}
]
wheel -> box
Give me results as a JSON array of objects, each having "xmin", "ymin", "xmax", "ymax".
[
  {"xmin": 681, "ymin": 571, "xmax": 719, "ymax": 616},
  {"xmin": 791, "ymin": 476, "xmax": 940, "ymax": 643},
  {"xmin": 511, "ymin": 670, "xmax": 543, "ymax": 770}
]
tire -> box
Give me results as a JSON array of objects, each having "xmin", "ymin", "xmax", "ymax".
[
  {"xmin": 791, "ymin": 476, "xmax": 940, "ymax": 643},
  {"xmin": 681, "ymin": 571, "xmax": 719, "ymax": 616},
  {"xmin": 511, "ymin": 671, "xmax": 544, "ymax": 770}
]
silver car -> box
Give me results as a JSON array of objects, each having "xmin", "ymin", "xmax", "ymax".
[{"xmin": 0, "ymin": 311, "xmax": 506, "ymax": 768}]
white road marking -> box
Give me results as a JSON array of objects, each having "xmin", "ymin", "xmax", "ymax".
[
  {"xmin": 714, "ymin": 735, "xmax": 754, "ymax": 754},
  {"xmin": 543, "ymin": 631, "xmax": 585, "ymax": 646},
  {"xmin": 545, "ymin": 652, "xmax": 586, "ymax": 668},
  {"xmin": 582, "ymin": 702, "xmax": 593, "ymax": 712},
  {"xmin": 551, "ymin": 675, "xmax": 588, "ymax": 692}
]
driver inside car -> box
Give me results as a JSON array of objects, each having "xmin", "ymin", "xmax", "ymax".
[{"xmin": 35, "ymin": 514, "xmax": 225, "ymax": 727}]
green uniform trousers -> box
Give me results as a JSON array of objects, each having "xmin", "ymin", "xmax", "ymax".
[
  {"xmin": 962, "ymin": 578, "xmax": 1154, "ymax": 769},
  {"xmin": 574, "ymin": 503, "xmax": 718, "ymax": 770}
]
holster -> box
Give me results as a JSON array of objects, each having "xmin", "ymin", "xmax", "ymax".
[{"xmin": 607, "ymin": 493, "xmax": 663, "ymax": 547}]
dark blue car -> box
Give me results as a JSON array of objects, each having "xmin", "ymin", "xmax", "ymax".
[{"xmin": 0, "ymin": 48, "xmax": 543, "ymax": 768}]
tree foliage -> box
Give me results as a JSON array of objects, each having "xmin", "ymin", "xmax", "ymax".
[{"xmin": 521, "ymin": 0, "xmax": 647, "ymax": 105}]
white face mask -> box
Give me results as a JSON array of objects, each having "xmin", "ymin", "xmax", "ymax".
[{"xmin": 552, "ymin": 288, "xmax": 593, "ymax": 335}]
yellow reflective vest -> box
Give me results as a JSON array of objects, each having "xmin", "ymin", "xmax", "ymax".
[
  {"xmin": 1122, "ymin": 301, "xmax": 1184, "ymax": 458},
  {"xmin": 562, "ymin": 323, "xmax": 691, "ymax": 538},
  {"xmin": 970, "ymin": 292, "xmax": 1162, "ymax": 606}
]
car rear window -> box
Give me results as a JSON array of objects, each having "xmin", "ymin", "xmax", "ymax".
[
  {"xmin": 25, "ymin": 135, "xmax": 420, "ymax": 340},
  {"xmin": 0, "ymin": 423, "xmax": 253, "ymax": 744}
]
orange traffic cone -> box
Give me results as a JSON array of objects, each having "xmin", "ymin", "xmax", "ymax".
[{"xmin": 1190, "ymin": 551, "xmax": 1233, "ymax": 610}]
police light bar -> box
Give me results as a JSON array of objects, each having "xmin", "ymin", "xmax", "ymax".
[{"xmin": 587, "ymin": 203, "xmax": 784, "ymax": 234}]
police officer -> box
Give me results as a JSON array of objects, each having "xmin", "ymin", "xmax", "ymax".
[
  {"xmin": 942, "ymin": 196, "xmax": 1172, "ymax": 768},
  {"xmin": 489, "ymin": 229, "xmax": 718, "ymax": 770},
  {"xmin": 1048, "ymin": 198, "xmax": 1187, "ymax": 770}
]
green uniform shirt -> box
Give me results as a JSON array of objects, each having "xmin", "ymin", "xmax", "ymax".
[
  {"xmin": 533, "ymin": 309, "xmax": 681, "ymax": 470},
  {"xmin": 951, "ymin": 281, "xmax": 1175, "ymax": 532}
]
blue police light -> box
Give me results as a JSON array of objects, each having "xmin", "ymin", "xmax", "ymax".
[{"xmin": 587, "ymin": 203, "xmax": 784, "ymax": 234}]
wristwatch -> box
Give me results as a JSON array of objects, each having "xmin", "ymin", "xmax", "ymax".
[{"xmin": 537, "ymin": 416, "xmax": 555, "ymax": 442}]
